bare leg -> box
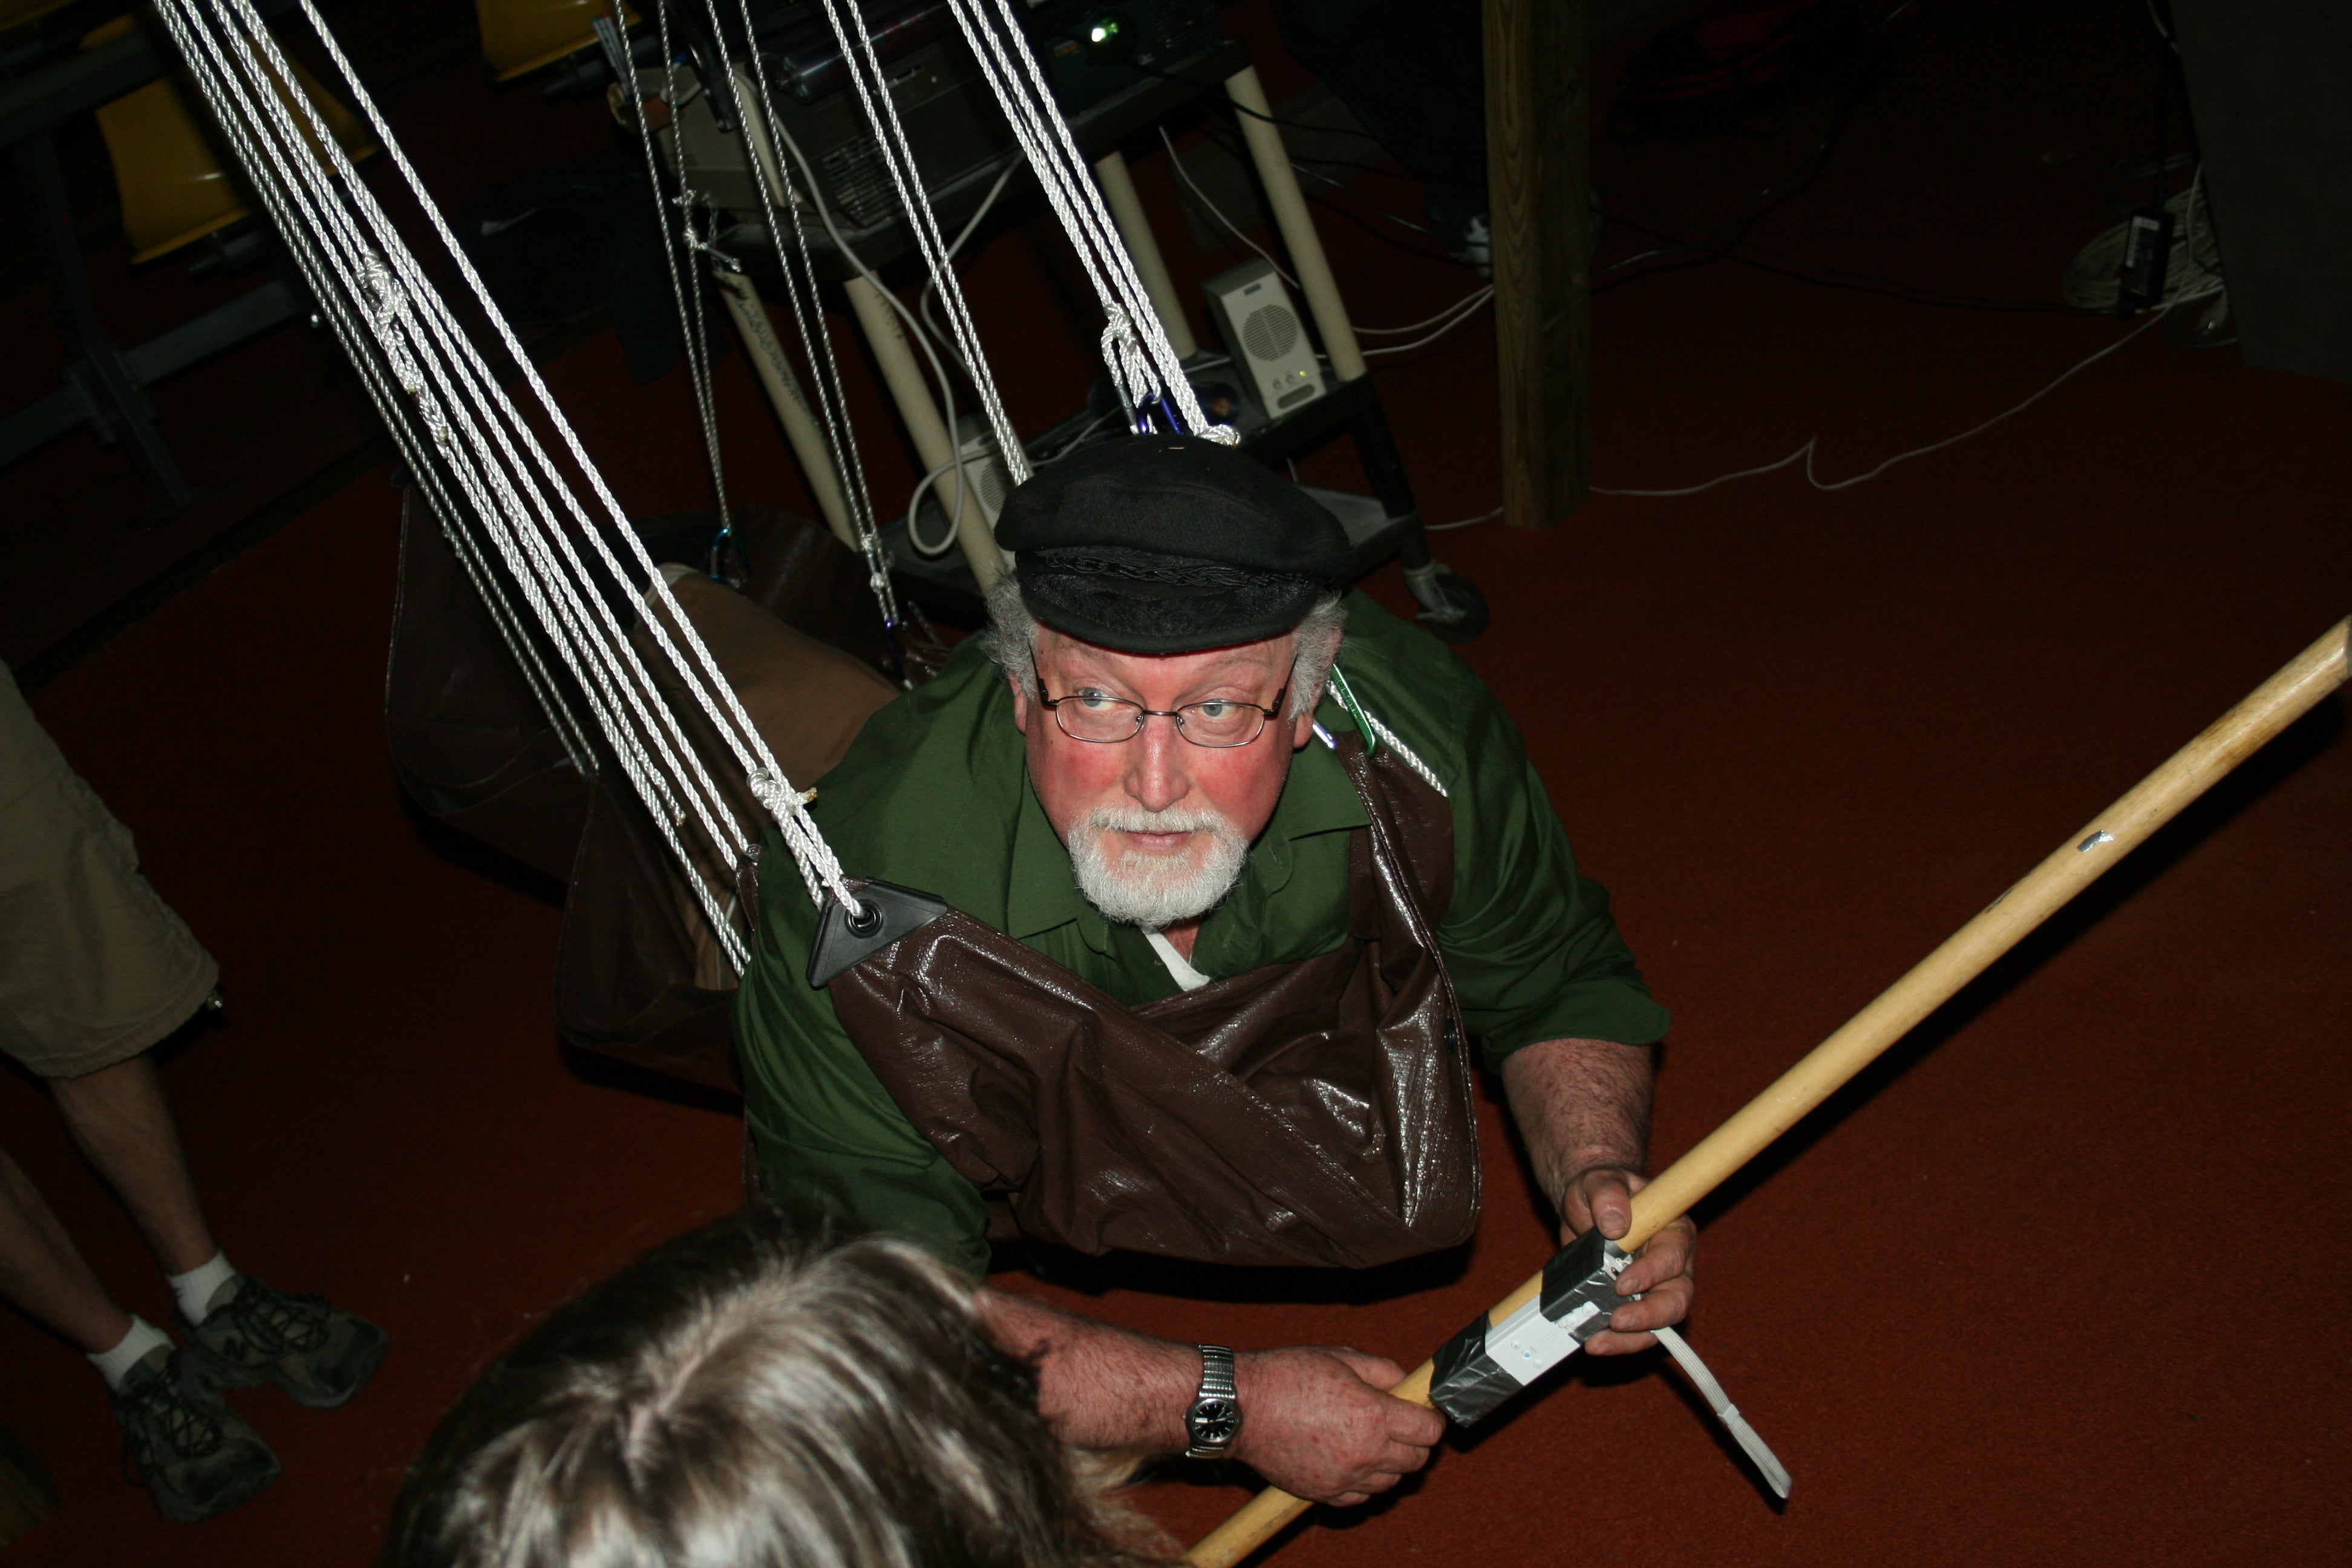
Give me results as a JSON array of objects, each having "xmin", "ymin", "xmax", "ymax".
[
  {"xmin": 0, "ymin": 1147, "xmax": 133, "ymax": 1353},
  {"xmin": 49, "ymin": 1054, "xmax": 217, "ymax": 1277}
]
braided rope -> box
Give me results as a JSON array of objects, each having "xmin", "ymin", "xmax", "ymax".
[
  {"xmin": 1324, "ymin": 665, "xmax": 1447, "ymax": 798},
  {"xmin": 154, "ymin": 0, "xmax": 858, "ymax": 946}
]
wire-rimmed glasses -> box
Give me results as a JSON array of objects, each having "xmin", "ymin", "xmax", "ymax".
[{"xmin": 1036, "ymin": 679, "xmax": 1288, "ymax": 748}]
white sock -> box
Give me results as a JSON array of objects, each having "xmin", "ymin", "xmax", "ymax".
[
  {"xmin": 168, "ymin": 1250, "xmax": 238, "ymax": 1325},
  {"xmin": 88, "ymin": 1316, "xmax": 174, "ymax": 1392}
]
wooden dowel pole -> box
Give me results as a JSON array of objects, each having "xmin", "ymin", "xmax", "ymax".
[{"xmin": 1186, "ymin": 616, "xmax": 2350, "ymax": 1568}]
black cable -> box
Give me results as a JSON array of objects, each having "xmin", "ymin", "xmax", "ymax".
[
  {"xmin": 1109, "ymin": 51, "xmax": 1390, "ymax": 144},
  {"xmin": 1593, "ymin": 211, "xmax": 2089, "ymax": 313},
  {"xmin": 1282, "ymin": 157, "xmax": 1432, "ymax": 232},
  {"xmin": 1296, "ymin": 186, "xmax": 1461, "ymax": 263},
  {"xmin": 1165, "ymin": 119, "xmax": 1463, "ymax": 267},
  {"xmin": 1170, "ymin": 99, "xmax": 1419, "ymax": 183},
  {"xmin": 1187, "ymin": 119, "xmax": 1433, "ymax": 234},
  {"xmin": 1589, "ymin": 0, "xmax": 1947, "ymax": 294}
]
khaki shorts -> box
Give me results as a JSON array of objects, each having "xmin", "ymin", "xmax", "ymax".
[{"xmin": 0, "ymin": 664, "xmax": 217, "ymax": 1080}]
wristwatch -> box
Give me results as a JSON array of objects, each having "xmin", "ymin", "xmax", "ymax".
[{"xmin": 1184, "ymin": 1344, "xmax": 1242, "ymax": 1459}]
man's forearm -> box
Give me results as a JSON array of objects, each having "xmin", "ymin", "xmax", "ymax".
[
  {"xmin": 978, "ymin": 1286, "xmax": 1452, "ymax": 1503},
  {"xmin": 978, "ymin": 1287, "xmax": 1195, "ymax": 1451},
  {"xmin": 1500, "ymin": 1036, "xmax": 1656, "ymax": 1214}
]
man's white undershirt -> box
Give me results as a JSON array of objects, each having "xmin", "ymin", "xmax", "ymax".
[{"xmin": 1145, "ymin": 929, "xmax": 1214, "ymax": 991}]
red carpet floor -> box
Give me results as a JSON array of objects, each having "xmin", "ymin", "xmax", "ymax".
[{"xmin": 4, "ymin": 1, "xmax": 2348, "ymax": 1563}]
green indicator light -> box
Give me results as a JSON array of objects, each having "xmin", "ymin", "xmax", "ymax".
[{"xmin": 1086, "ymin": 15, "xmax": 1122, "ymax": 48}]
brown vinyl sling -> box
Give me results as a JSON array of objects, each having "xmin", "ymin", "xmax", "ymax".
[
  {"xmin": 387, "ymin": 490, "xmax": 899, "ymax": 1089},
  {"xmin": 821, "ymin": 736, "xmax": 1483, "ymax": 1270}
]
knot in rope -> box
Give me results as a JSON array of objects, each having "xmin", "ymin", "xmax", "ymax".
[
  {"xmin": 1099, "ymin": 307, "xmax": 1155, "ymax": 426},
  {"xmin": 1100, "ymin": 304, "xmax": 1235, "ymax": 442},
  {"xmin": 746, "ymin": 766, "xmax": 856, "ymax": 908},
  {"xmin": 358, "ymin": 253, "xmax": 399, "ymax": 322}
]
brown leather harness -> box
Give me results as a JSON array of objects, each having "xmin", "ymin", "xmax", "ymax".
[{"xmin": 824, "ymin": 736, "xmax": 1482, "ymax": 1269}]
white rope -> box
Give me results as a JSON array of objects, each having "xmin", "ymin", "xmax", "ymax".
[
  {"xmin": 1362, "ymin": 711, "xmax": 1445, "ymax": 797},
  {"xmin": 613, "ymin": 22, "xmax": 734, "ymax": 556},
  {"xmin": 1325, "ymin": 664, "xmax": 1446, "ymax": 798},
  {"xmin": 945, "ymin": 0, "xmax": 1223, "ymax": 439},
  {"xmin": 699, "ymin": 40, "xmax": 999, "ymax": 581},
  {"xmin": 287, "ymin": 0, "xmax": 823, "ymax": 846},
  {"xmin": 803, "ymin": 0, "xmax": 1033, "ymax": 479},
  {"xmin": 920, "ymin": 159, "xmax": 1020, "ymax": 376},
  {"xmin": 758, "ymin": 108, "xmax": 993, "ymax": 569},
  {"xmin": 160, "ymin": 15, "xmax": 592, "ymax": 783},
  {"xmin": 151, "ymin": 0, "xmax": 860, "ymax": 946},
  {"xmin": 206, "ymin": 6, "xmax": 746, "ymax": 851},
  {"xmin": 155, "ymin": 0, "xmax": 1294, "ymax": 952},
  {"xmin": 940, "ymin": 0, "xmax": 1228, "ymax": 443},
  {"xmin": 277, "ymin": 126, "xmax": 595, "ymax": 782},
  {"xmin": 679, "ymin": 0, "xmax": 910, "ymax": 655},
  {"xmin": 169, "ymin": 8, "xmax": 754, "ymax": 961}
]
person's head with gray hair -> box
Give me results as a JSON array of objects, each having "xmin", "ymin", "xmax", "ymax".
[
  {"xmin": 984, "ymin": 575, "xmax": 1347, "ymax": 725},
  {"xmin": 383, "ymin": 1204, "xmax": 1159, "ymax": 1568},
  {"xmin": 982, "ymin": 438, "xmax": 1355, "ymax": 933}
]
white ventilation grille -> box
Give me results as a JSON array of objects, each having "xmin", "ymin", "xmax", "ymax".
[{"xmin": 1241, "ymin": 302, "xmax": 1300, "ymax": 362}]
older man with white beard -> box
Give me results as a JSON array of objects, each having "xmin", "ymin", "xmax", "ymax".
[{"xmin": 732, "ymin": 437, "xmax": 1693, "ymax": 1506}]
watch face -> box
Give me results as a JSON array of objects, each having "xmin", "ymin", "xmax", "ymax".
[{"xmin": 1189, "ymin": 1397, "xmax": 1238, "ymax": 1445}]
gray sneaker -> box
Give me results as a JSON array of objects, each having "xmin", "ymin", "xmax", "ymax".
[
  {"xmin": 113, "ymin": 1345, "xmax": 281, "ymax": 1523},
  {"xmin": 1445, "ymin": 213, "xmax": 1492, "ymax": 275},
  {"xmin": 181, "ymin": 1275, "xmax": 388, "ymax": 1410}
]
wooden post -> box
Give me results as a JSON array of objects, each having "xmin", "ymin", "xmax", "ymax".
[
  {"xmin": 1185, "ymin": 616, "xmax": 2351, "ymax": 1568},
  {"xmin": 1483, "ymin": 0, "xmax": 1589, "ymax": 526}
]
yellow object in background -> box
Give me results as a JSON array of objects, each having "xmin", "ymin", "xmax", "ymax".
[
  {"xmin": 83, "ymin": 13, "xmax": 376, "ymax": 265},
  {"xmin": 478, "ymin": 0, "xmax": 638, "ymax": 82}
]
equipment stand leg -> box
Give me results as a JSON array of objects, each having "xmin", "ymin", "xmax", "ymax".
[
  {"xmin": 1351, "ymin": 391, "xmax": 1488, "ymax": 642},
  {"xmin": 9, "ymin": 131, "xmax": 199, "ymax": 515},
  {"xmin": 1220, "ymin": 68, "xmax": 1485, "ymax": 641},
  {"xmin": 1223, "ymin": 66, "xmax": 1365, "ymax": 383},
  {"xmin": 841, "ymin": 276, "xmax": 1007, "ymax": 593},
  {"xmin": 1092, "ymin": 149, "xmax": 1197, "ymax": 358},
  {"xmin": 713, "ymin": 270, "xmax": 859, "ymax": 550}
]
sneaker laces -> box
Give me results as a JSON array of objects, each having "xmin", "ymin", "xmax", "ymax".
[
  {"xmin": 117, "ymin": 1357, "xmax": 225, "ymax": 1484},
  {"xmin": 213, "ymin": 1281, "xmax": 333, "ymax": 1354}
]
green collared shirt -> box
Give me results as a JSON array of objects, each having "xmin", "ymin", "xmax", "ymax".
[{"xmin": 735, "ymin": 592, "xmax": 1668, "ymax": 1273}]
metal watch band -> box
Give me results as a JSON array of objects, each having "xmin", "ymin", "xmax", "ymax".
[{"xmin": 1184, "ymin": 1344, "xmax": 1240, "ymax": 1459}]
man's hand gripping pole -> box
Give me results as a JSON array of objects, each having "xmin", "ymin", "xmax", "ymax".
[{"xmin": 1184, "ymin": 615, "xmax": 2351, "ymax": 1568}]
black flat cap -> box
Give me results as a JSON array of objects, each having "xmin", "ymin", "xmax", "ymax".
[{"xmin": 993, "ymin": 436, "xmax": 1354, "ymax": 654}]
